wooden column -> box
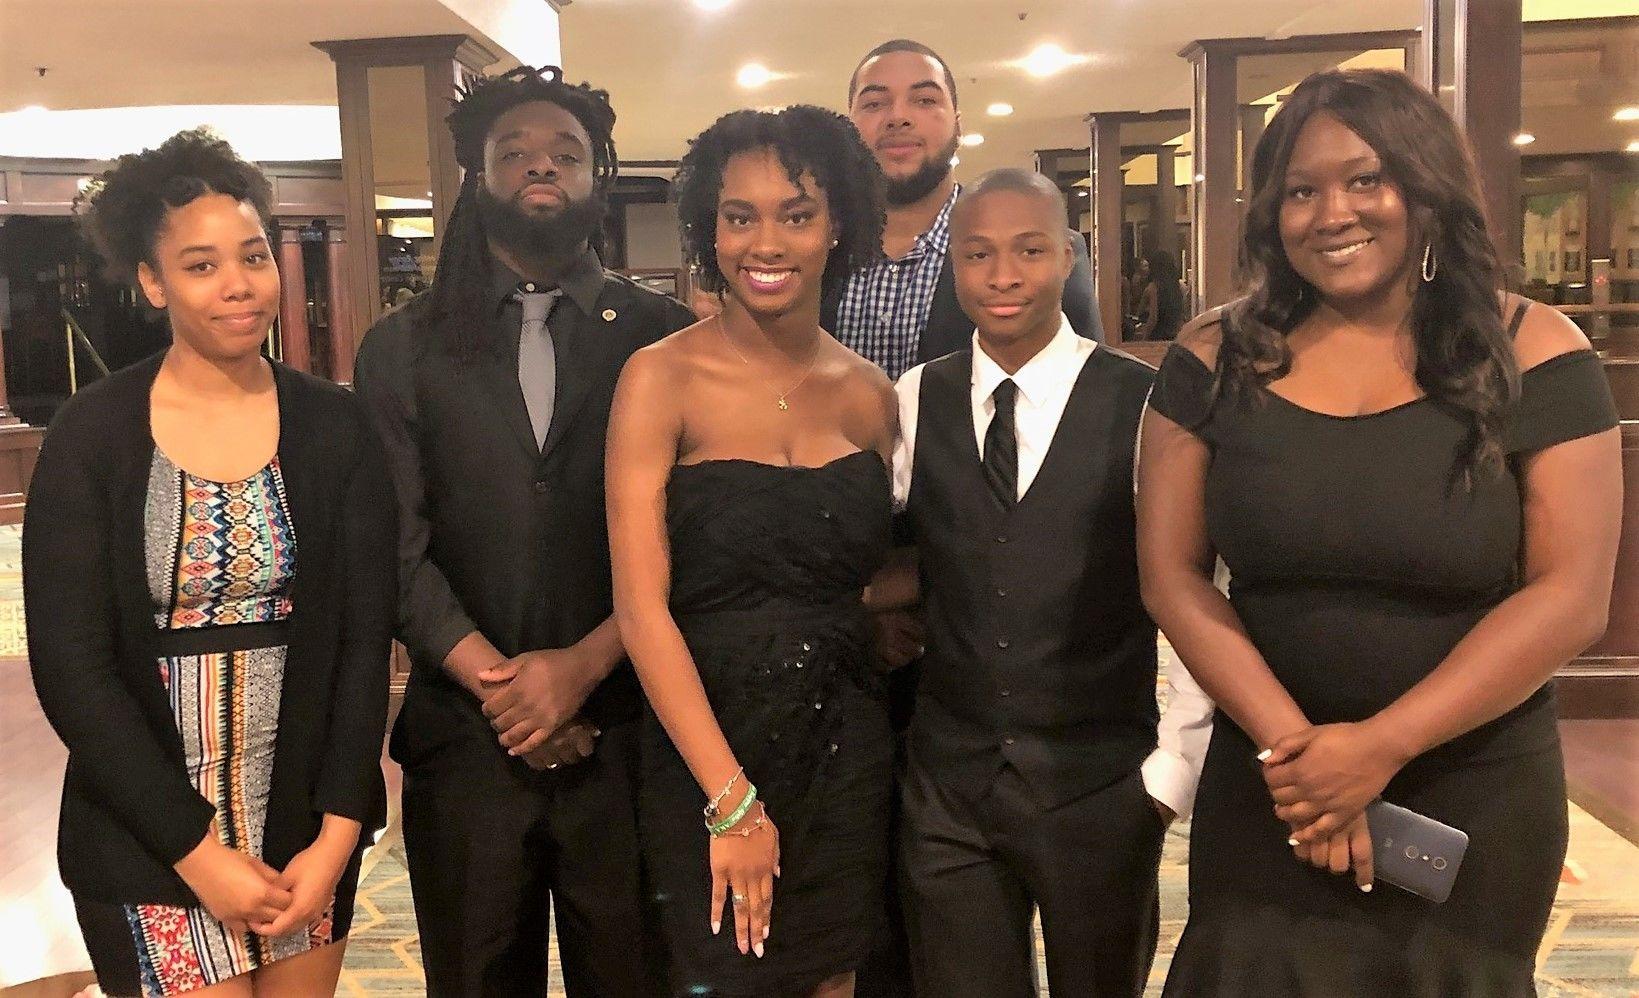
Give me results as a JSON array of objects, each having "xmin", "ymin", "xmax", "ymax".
[
  {"xmin": 422, "ymin": 54, "xmax": 466, "ymax": 265},
  {"xmin": 326, "ymin": 227, "xmax": 358, "ymax": 385},
  {"xmin": 1424, "ymin": 0, "xmax": 1524, "ymax": 266},
  {"xmin": 1239, "ymin": 104, "xmax": 1267, "ymax": 203},
  {"xmin": 1186, "ymin": 41, "xmax": 1241, "ymax": 311},
  {"xmin": 330, "ymin": 54, "xmax": 379, "ymax": 355},
  {"xmin": 277, "ymin": 226, "xmax": 312, "ymax": 373},
  {"xmin": 1089, "ymin": 114, "xmax": 1125, "ymax": 345},
  {"xmin": 1154, "ymin": 144, "xmax": 1180, "ymax": 256},
  {"xmin": 312, "ymin": 35, "xmax": 500, "ymax": 377}
]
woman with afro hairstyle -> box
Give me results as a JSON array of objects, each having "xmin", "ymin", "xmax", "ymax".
[
  {"xmin": 23, "ymin": 129, "xmax": 396, "ymax": 997},
  {"xmin": 606, "ymin": 105, "xmax": 896, "ymax": 997}
]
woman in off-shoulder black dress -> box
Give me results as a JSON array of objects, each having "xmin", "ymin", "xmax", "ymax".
[
  {"xmin": 1137, "ymin": 69, "xmax": 1621, "ymax": 996},
  {"xmin": 606, "ymin": 106, "xmax": 895, "ymax": 997}
]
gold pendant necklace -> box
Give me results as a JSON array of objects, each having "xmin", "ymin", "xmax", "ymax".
[{"xmin": 717, "ymin": 316, "xmax": 819, "ymax": 412}]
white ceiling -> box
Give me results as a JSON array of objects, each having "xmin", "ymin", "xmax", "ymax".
[
  {"xmin": 557, "ymin": 0, "xmax": 1426, "ymax": 176},
  {"xmin": 1, "ymin": 0, "xmax": 1634, "ymax": 170}
]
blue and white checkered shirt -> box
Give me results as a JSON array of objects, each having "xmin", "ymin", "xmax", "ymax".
[{"xmin": 833, "ymin": 184, "xmax": 958, "ymax": 381}]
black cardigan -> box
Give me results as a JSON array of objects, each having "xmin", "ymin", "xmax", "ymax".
[{"xmin": 23, "ymin": 353, "xmax": 397, "ymax": 905}]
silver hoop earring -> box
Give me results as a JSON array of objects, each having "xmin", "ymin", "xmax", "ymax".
[{"xmin": 1421, "ymin": 242, "xmax": 1437, "ymax": 282}]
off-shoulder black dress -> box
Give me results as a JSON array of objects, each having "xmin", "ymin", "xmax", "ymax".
[{"xmin": 1150, "ymin": 306, "xmax": 1617, "ymax": 997}]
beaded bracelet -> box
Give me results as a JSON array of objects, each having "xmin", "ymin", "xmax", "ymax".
[
  {"xmin": 707, "ymin": 783, "xmax": 758, "ymax": 837},
  {"xmin": 703, "ymin": 767, "xmax": 745, "ymax": 823}
]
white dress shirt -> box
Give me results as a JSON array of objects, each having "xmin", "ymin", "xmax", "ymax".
[{"xmin": 891, "ymin": 315, "xmax": 1215, "ymax": 818}]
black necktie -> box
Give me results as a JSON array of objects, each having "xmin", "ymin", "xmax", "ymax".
[{"xmin": 983, "ymin": 379, "xmax": 1018, "ymax": 509}]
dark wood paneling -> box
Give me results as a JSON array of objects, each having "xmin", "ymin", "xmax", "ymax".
[{"xmin": 0, "ymin": 425, "xmax": 44, "ymax": 526}]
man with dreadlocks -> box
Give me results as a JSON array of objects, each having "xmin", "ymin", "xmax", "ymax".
[{"xmin": 353, "ymin": 66, "xmax": 693, "ymax": 994}]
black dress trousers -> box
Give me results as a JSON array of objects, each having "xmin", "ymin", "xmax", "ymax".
[
  {"xmin": 900, "ymin": 758, "xmax": 1166, "ymax": 998},
  {"xmin": 402, "ymin": 720, "xmax": 661, "ymax": 997}
]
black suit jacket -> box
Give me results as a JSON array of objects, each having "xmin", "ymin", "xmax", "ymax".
[
  {"xmin": 821, "ymin": 227, "xmax": 1103, "ymax": 366},
  {"xmin": 23, "ymin": 354, "xmax": 397, "ymax": 904},
  {"xmin": 353, "ymin": 264, "xmax": 695, "ymax": 770}
]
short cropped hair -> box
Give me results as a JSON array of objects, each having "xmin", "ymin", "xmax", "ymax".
[
  {"xmin": 848, "ymin": 39, "xmax": 959, "ymax": 110},
  {"xmin": 675, "ymin": 105, "xmax": 886, "ymax": 302},
  {"xmin": 75, "ymin": 128, "xmax": 273, "ymax": 286},
  {"xmin": 951, "ymin": 167, "xmax": 1068, "ymax": 232}
]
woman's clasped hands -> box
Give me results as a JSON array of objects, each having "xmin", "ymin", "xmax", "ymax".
[{"xmin": 1259, "ymin": 719, "xmax": 1413, "ymax": 891}]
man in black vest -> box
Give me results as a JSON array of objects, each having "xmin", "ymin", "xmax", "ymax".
[
  {"xmin": 833, "ymin": 43, "xmax": 1108, "ymax": 996},
  {"xmin": 353, "ymin": 67, "xmax": 693, "ymax": 995},
  {"xmin": 887, "ymin": 169, "xmax": 1211, "ymax": 996}
]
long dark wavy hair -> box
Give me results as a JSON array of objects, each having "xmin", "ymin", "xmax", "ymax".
[
  {"xmin": 426, "ymin": 66, "xmax": 618, "ymax": 358},
  {"xmin": 1224, "ymin": 68, "xmax": 1519, "ymax": 481}
]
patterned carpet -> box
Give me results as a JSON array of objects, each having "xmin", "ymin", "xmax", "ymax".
[
  {"xmin": 1, "ymin": 524, "xmax": 1634, "ymax": 996},
  {"xmin": 339, "ymin": 802, "xmax": 1639, "ymax": 996}
]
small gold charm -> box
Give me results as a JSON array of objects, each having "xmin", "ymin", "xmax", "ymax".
[
  {"xmin": 777, "ymin": 397, "xmax": 790, "ymax": 411},
  {"xmin": 602, "ymin": 308, "xmax": 617, "ymax": 321}
]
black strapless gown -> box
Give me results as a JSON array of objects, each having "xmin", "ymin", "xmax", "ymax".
[{"xmin": 640, "ymin": 452, "xmax": 895, "ymax": 997}]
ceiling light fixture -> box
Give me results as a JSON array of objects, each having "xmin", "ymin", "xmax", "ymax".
[
  {"xmin": 1018, "ymin": 43, "xmax": 1088, "ymax": 79},
  {"xmin": 1513, "ymin": 132, "xmax": 1536, "ymax": 146},
  {"xmin": 960, "ymin": 134, "xmax": 985, "ymax": 147},
  {"xmin": 1614, "ymin": 107, "xmax": 1639, "ymax": 122},
  {"xmin": 987, "ymin": 102, "xmax": 1014, "ymax": 117},
  {"xmin": 736, "ymin": 63, "xmax": 774, "ymax": 89}
]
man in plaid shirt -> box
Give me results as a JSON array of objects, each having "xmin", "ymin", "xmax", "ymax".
[{"xmin": 824, "ymin": 39, "xmax": 1103, "ymax": 383}]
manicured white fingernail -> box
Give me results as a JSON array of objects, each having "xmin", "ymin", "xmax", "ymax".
[
  {"xmin": 1256, "ymin": 749, "xmax": 1273, "ymax": 761},
  {"xmin": 711, "ymin": 920, "xmax": 720, "ymax": 935},
  {"xmin": 1288, "ymin": 838, "xmax": 1299, "ymax": 847},
  {"xmin": 754, "ymin": 942, "xmax": 765, "ymax": 958},
  {"xmin": 763, "ymin": 924, "xmax": 770, "ymax": 940},
  {"xmin": 1360, "ymin": 883, "xmax": 1373, "ymax": 893}
]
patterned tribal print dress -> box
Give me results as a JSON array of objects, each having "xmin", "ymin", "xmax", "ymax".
[{"xmin": 80, "ymin": 450, "xmax": 329, "ymax": 995}]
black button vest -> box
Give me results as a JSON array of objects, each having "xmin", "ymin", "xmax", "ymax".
[{"xmin": 905, "ymin": 346, "xmax": 1160, "ymax": 808}]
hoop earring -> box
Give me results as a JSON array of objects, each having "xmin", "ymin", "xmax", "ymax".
[{"xmin": 1421, "ymin": 242, "xmax": 1437, "ymax": 283}]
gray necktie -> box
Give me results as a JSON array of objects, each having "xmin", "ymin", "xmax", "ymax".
[{"xmin": 514, "ymin": 288, "xmax": 560, "ymax": 449}]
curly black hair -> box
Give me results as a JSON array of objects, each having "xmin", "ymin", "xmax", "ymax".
[
  {"xmin": 429, "ymin": 65, "xmax": 619, "ymax": 357},
  {"xmin": 74, "ymin": 127, "xmax": 273, "ymax": 287},
  {"xmin": 675, "ymin": 105, "xmax": 885, "ymax": 303},
  {"xmin": 1224, "ymin": 68, "xmax": 1517, "ymax": 483}
]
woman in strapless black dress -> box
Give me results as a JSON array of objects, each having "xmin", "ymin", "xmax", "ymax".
[
  {"xmin": 1137, "ymin": 69, "xmax": 1621, "ymax": 996},
  {"xmin": 606, "ymin": 105, "xmax": 896, "ymax": 998}
]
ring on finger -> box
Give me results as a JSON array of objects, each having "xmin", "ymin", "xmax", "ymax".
[{"xmin": 732, "ymin": 892, "xmax": 748, "ymax": 904}]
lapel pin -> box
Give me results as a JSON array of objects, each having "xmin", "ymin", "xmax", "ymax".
[{"xmin": 602, "ymin": 308, "xmax": 618, "ymax": 321}]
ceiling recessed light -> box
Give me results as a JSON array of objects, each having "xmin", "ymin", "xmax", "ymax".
[
  {"xmin": 1018, "ymin": 43, "xmax": 1089, "ymax": 79},
  {"xmin": 1513, "ymin": 132, "xmax": 1536, "ymax": 146},
  {"xmin": 986, "ymin": 102, "xmax": 1014, "ymax": 118},
  {"xmin": 1614, "ymin": 107, "xmax": 1639, "ymax": 122},
  {"xmin": 960, "ymin": 133, "xmax": 985, "ymax": 147},
  {"xmin": 1193, "ymin": 173, "xmax": 1206, "ymax": 183},
  {"xmin": 1076, "ymin": 189, "xmax": 1089, "ymax": 197},
  {"xmin": 736, "ymin": 63, "xmax": 774, "ymax": 89},
  {"xmin": 692, "ymin": 0, "xmax": 732, "ymax": 9}
]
